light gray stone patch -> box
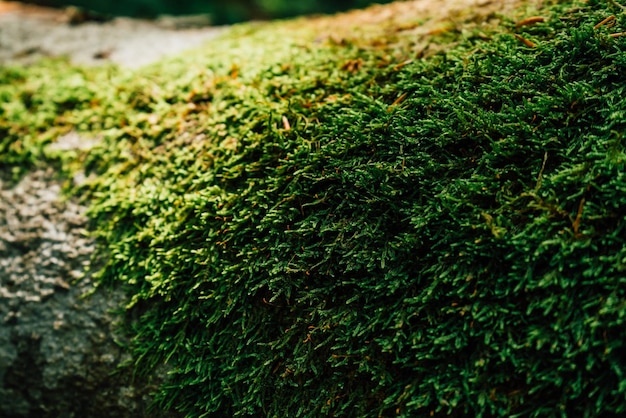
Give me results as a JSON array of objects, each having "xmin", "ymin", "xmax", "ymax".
[
  {"xmin": 0, "ymin": 9, "xmax": 227, "ymax": 68},
  {"xmin": 0, "ymin": 168, "xmax": 171, "ymax": 418}
]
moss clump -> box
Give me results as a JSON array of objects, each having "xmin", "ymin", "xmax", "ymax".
[
  {"xmin": 4, "ymin": 0, "xmax": 626, "ymax": 416},
  {"xmin": 0, "ymin": 60, "xmax": 135, "ymax": 181}
]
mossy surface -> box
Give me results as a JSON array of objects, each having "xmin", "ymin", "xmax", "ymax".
[
  {"xmin": 3, "ymin": 0, "xmax": 626, "ymax": 416},
  {"xmin": 0, "ymin": 61, "xmax": 111, "ymax": 178}
]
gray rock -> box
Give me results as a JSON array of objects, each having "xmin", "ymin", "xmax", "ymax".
[
  {"xmin": 0, "ymin": 5, "xmax": 226, "ymax": 69},
  {"xmin": 0, "ymin": 168, "xmax": 166, "ymax": 418}
]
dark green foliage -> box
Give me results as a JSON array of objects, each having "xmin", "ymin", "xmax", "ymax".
[
  {"xmin": 24, "ymin": 0, "xmax": 396, "ymax": 23},
  {"xmin": 43, "ymin": 0, "xmax": 626, "ymax": 416}
]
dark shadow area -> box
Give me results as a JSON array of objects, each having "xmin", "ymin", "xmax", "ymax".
[{"xmin": 12, "ymin": 0, "xmax": 396, "ymax": 24}]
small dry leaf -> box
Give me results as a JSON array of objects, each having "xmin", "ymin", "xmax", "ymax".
[
  {"xmin": 341, "ymin": 58, "xmax": 363, "ymax": 73},
  {"xmin": 388, "ymin": 92, "xmax": 408, "ymax": 112},
  {"xmin": 393, "ymin": 59, "xmax": 413, "ymax": 71},
  {"xmin": 594, "ymin": 15, "xmax": 616, "ymax": 29},
  {"xmin": 230, "ymin": 64, "xmax": 239, "ymax": 79},
  {"xmin": 282, "ymin": 115, "xmax": 291, "ymax": 130},
  {"xmin": 514, "ymin": 34, "xmax": 537, "ymax": 48},
  {"xmin": 515, "ymin": 16, "xmax": 545, "ymax": 28}
]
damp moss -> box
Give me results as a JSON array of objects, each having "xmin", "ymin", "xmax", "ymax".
[{"xmin": 3, "ymin": 0, "xmax": 626, "ymax": 416}]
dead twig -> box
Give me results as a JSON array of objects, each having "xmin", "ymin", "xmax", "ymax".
[
  {"xmin": 514, "ymin": 33, "xmax": 537, "ymax": 48},
  {"xmin": 515, "ymin": 16, "xmax": 546, "ymax": 28},
  {"xmin": 594, "ymin": 15, "xmax": 616, "ymax": 29}
]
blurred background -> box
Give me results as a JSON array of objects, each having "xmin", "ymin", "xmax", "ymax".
[{"xmin": 14, "ymin": 0, "xmax": 397, "ymax": 24}]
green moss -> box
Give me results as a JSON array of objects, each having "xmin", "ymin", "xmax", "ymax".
[
  {"xmin": 3, "ymin": 0, "xmax": 626, "ymax": 416},
  {"xmin": 0, "ymin": 59, "xmax": 128, "ymax": 180}
]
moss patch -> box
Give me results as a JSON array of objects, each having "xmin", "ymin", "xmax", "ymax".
[{"xmin": 3, "ymin": 0, "xmax": 626, "ymax": 416}]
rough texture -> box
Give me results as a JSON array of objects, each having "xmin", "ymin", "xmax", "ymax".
[
  {"xmin": 0, "ymin": 0, "xmax": 550, "ymax": 416},
  {"xmin": 0, "ymin": 168, "xmax": 168, "ymax": 417},
  {"xmin": 0, "ymin": 3, "xmax": 222, "ymax": 416}
]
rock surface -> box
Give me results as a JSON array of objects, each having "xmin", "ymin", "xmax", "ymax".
[
  {"xmin": 0, "ymin": 1, "xmax": 226, "ymax": 68},
  {"xmin": 0, "ymin": 168, "xmax": 166, "ymax": 418},
  {"xmin": 0, "ymin": 4, "xmax": 224, "ymax": 415},
  {"xmin": 0, "ymin": 1, "xmax": 538, "ymax": 416}
]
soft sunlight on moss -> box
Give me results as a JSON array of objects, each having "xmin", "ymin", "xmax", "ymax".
[{"xmin": 2, "ymin": 0, "xmax": 626, "ymax": 416}]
